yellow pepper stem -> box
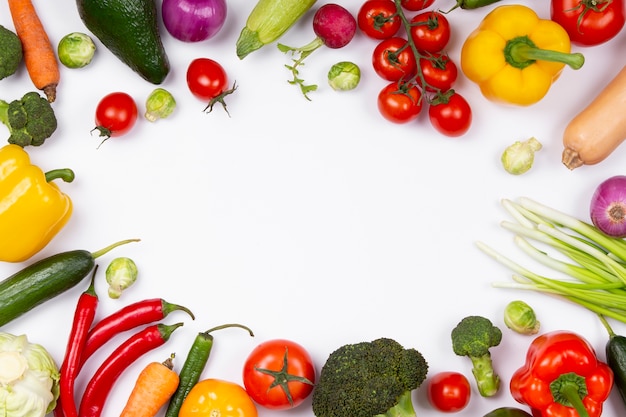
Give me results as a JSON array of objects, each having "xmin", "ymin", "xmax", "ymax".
[
  {"xmin": 45, "ymin": 168, "xmax": 75, "ymax": 183},
  {"xmin": 505, "ymin": 36, "xmax": 585, "ymax": 70}
]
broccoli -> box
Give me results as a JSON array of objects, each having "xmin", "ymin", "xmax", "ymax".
[
  {"xmin": 311, "ymin": 338, "xmax": 428, "ymax": 417},
  {"xmin": 0, "ymin": 91, "xmax": 57, "ymax": 146},
  {"xmin": 0, "ymin": 25, "xmax": 22, "ymax": 80},
  {"xmin": 451, "ymin": 315, "xmax": 502, "ymax": 397}
]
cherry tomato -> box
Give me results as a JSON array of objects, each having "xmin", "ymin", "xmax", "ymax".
[
  {"xmin": 93, "ymin": 92, "xmax": 138, "ymax": 139},
  {"xmin": 550, "ymin": 0, "xmax": 625, "ymax": 46},
  {"xmin": 401, "ymin": 0, "xmax": 435, "ymax": 11},
  {"xmin": 186, "ymin": 57, "xmax": 229, "ymax": 101},
  {"xmin": 372, "ymin": 37, "xmax": 417, "ymax": 81},
  {"xmin": 357, "ymin": 0, "xmax": 402, "ymax": 40},
  {"xmin": 377, "ymin": 82, "xmax": 423, "ymax": 124},
  {"xmin": 409, "ymin": 11, "xmax": 451, "ymax": 53},
  {"xmin": 428, "ymin": 91, "xmax": 472, "ymax": 137},
  {"xmin": 427, "ymin": 371, "xmax": 471, "ymax": 412},
  {"xmin": 243, "ymin": 339, "xmax": 316, "ymax": 410},
  {"xmin": 179, "ymin": 378, "xmax": 258, "ymax": 417},
  {"xmin": 420, "ymin": 53, "xmax": 458, "ymax": 92}
]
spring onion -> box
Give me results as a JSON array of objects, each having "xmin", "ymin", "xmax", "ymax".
[{"xmin": 477, "ymin": 197, "xmax": 626, "ymax": 323}]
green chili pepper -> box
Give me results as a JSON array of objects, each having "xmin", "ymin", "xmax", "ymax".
[
  {"xmin": 164, "ymin": 323, "xmax": 254, "ymax": 417},
  {"xmin": 445, "ymin": 0, "xmax": 501, "ymax": 12}
]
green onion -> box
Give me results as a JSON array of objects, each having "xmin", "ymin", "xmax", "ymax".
[{"xmin": 477, "ymin": 197, "xmax": 626, "ymax": 323}]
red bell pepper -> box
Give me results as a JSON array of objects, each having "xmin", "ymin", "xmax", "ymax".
[{"xmin": 510, "ymin": 331, "xmax": 613, "ymax": 417}]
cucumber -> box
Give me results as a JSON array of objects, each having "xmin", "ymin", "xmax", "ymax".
[
  {"xmin": 76, "ymin": 0, "xmax": 169, "ymax": 84},
  {"xmin": 0, "ymin": 239, "xmax": 139, "ymax": 327},
  {"xmin": 600, "ymin": 315, "xmax": 626, "ymax": 407},
  {"xmin": 483, "ymin": 407, "xmax": 532, "ymax": 417}
]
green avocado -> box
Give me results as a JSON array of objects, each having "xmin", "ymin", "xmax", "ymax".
[{"xmin": 76, "ymin": 0, "xmax": 170, "ymax": 84}]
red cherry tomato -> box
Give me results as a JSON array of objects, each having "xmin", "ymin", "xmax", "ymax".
[
  {"xmin": 401, "ymin": 0, "xmax": 435, "ymax": 11},
  {"xmin": 372, "ymin": 37, "xmax": 417, "ymax": 81},
  {"xmin": 427, "ymin": 371, "xmax": 471, "ymax": 412},
  {"xmin": 550, "ymin": 0, "xmax": 625, "ymax": 46},
  {"xmin": 242, "ymin": 339, "xmax": 316, "ymax": 410},
  {"xmin": 428, "ymin": 91, "xmax": 472, "ymax": 137},
  {"xmin": 420, "ymin": 53, "xmax": 458, "ymax": 92},
  {"xmin": 377, "ymin": 82, "xmax": 423, "ymax": 123},
  {"xmin": 409, "ymin": 11, "xmax": 451, "ymax": 53},
  {"xmin": 93, "ymin": 92, "xmax": 138, "ymax": 139},
  {"xmin": 187, "ymin": 57, "xmax": 229, "ymax": 101},
  {"xmin": 357, "ymin": 0, "xmax": 402, "ymax": 40}
]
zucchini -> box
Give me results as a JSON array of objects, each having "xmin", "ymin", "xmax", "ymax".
[
  {"xmin": 483, "ymin": 407, "xmax": 532, "ymax": 417},
  {"xmin": 236, "ymin": 0, "xmax": 317, "ymax": 59},
  {"xmin": 0, "ymin": 239, "xmax": 139, "ymax": 327},
  {"xmin": 599, "ymin": 315, "xmax": 626, "ymax": 408}
]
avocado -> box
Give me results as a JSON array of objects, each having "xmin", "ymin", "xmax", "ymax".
[{"xmin": 76, "ymin": 0, "xmax": 170, "ymax": 84}]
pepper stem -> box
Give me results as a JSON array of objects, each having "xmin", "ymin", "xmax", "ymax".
[
  {"xmin": 91, "ymin": 239, "xmax": 141, "ymax": 259},
  {"xmin": 505, "ymin": 36, "xmax": 585, "ymax": 70},
  {"xmin": 549, "ymin": 372, "xmax": 590, "ymax": 417},
  {"xmin": 45, "ymin": 168, "xmax": 75, "ymax": 183}
]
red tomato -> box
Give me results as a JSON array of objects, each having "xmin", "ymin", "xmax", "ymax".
[
  {"xmin": 550, "ymin": 0, "xmax": 625, "ymax": 46},
  {"xmin": 357, "ymin": 0, "xmax": 402, "ymax": 40},
  {"xmin": 377, "ymin": 82, "xmax": 423, "ymax": 123},
  {"xmin": 242, "ymin": 339, "xmax": 316, "ymax": 410},
  {"xmin": 409, "ymin": 11, "xmax": 451, "ymax": 53},
  {"xmin": 427, "ymin": 371, "xmax": 471, "ymax": 412},
  {"xmin": 372, "ymin": 37, "xmax": 417, "ymax": 81},
  {"xmin": 93, "ymin": 92, "xmax": 138, "ymax": 139},
  {"xmin": 420, "ymin": 53, "xmax": 458, "ymax": 92},
  {"xmin": 401, "ymin": 0, "xmax": 435, "ymax": 11},
  {"xmin": 428, "ymin": 91, "xmax": 472, "ymax": 137},
  {"xmin": 187, "ymin": 57, "xmax": 229, "ymax": 101}
]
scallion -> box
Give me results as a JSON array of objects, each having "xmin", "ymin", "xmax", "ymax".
[{"xmin": 478, "ymin": 197, "xmax": 626, "ymax": 323}]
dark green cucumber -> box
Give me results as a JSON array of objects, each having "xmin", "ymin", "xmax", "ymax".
[
  {"xmin": 76, "ymin": 0, "xmax": 169, "ymax": 84},
  {"xmin": 483, "ymin": 407, "xmax": 533, "ymax": 417},
  {"xmin": 599, "ymin": 315, "xmax": 626, "ymax": 408},
  {"xmin": 0, "ymin": 239, "xmax": 139, "ymax": 327}
]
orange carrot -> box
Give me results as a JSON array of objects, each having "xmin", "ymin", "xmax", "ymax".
[
  {"xmin": 120, "ymin": 354, "xmax": 180, "ymax": 417},
  {"xmin": 7, "ymin": 0, "xmax": 60, "ymax": 102}
]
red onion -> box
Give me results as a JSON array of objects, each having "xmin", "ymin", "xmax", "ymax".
[
  {"xmin": 162, "ymin": 0, "xmax": 227, "ymax": 42},
  {"xmin": 590, "ymin": 175, "xmax": 626, "ymax": 237}
]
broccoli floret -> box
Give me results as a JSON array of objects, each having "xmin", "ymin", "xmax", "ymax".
[
  {"xmin": 0, "ymin": 91, "xmax": 57, "ymax": 146},
  {"xmin": 451, "ymin": 315, "xmax": 502, "ymax": 397},
  {"xmin": 0, "ymin": 25, "xmax": 22, "ymax": 80},
  {"xmin": 312, "ymin": 338, "xmax": 428, "ymax": 417}
]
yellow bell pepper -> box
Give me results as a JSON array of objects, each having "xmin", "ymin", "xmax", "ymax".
[
  {"xmin": 460, "ymin": 5, "xmax": 585, "ymax": 106},
  {"xmin": 0, "ymin": 144, "xmax": 74, "ymax": 263}
]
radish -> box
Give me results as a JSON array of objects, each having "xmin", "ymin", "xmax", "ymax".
[{"xmin": 277, "ymin": 3, "xmax": 357, "ymax": 100}]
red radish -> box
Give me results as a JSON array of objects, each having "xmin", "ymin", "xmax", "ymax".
[
  {"xmin": 313, "ymin": 3, "xmax": 357, "ymax": 48},
  {"xmin": 277, "ymin": 3, "xmax": 357, "ymax": 99}
]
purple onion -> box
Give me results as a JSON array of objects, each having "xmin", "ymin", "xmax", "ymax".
[
  {"xmin": 162, "ymin": 0, "xmax": 227, "ymax": 42},
  {"xmin": 590, "ymin": 175, "xmax": 626, "ymax": 237}
]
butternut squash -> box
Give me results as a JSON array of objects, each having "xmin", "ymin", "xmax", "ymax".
[{"xmin": 562, "ymin": 65, "xmax": 626, "ymax": 170}]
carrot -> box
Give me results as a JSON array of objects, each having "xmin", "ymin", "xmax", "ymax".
[
  {"xmin": 7, "ymin": 0, "xmax": 60, "ymax": 102},
  {"xmin": 120, "ymin": 354, "xmax": 180, "ymax": 417}
]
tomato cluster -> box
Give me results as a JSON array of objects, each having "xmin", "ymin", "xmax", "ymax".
[{"xmin": 357, "ymin": 0, "xmax": 472, "ymax": 137}]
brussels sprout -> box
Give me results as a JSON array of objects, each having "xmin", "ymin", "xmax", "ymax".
[
  {"xmin": 57, "ymin": 32, "xmax": 96, "ymax": 68},
  {"xmin": 145, "ymin": 88, "xmax": 176, "ymax": 122},
  {"xmin": 328, "ymin": 61, "xmax": 361, "ymax": 91},
  {"xmin": 105, "ymin": 257, "xmax": 138, "ymax": 299},
  {"xmin": 501, "ymin": 137, "xmax": 542, "ymax": 175},
  {"xmin": 504, "ymin": 300, "xmax": 540, "ymax": 335}
]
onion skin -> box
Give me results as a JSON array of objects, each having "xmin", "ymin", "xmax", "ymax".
[
  {"xmin": 590, "ymin": 175, "xmax": 626, "ymax": 238},
  {"xmin": 162, "ymin": 0, "xmax": 227, "ymax": 42}
]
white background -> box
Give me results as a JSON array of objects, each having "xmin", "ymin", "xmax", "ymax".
[{"xmin": 2, "ymin": 0, "xmax": 626, "ymax": 416}]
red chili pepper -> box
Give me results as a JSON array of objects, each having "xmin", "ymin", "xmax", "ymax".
[
  {"xmin": 510, "ymin": 330, "xmax": 613, "ymax": 417},
  {"xmin": 78, "ymin": 322, "xmax": 184, "ymax": 417},
  {"xmin": 80, "ymin": 298, "xmax": 194, "ymax": 366}
]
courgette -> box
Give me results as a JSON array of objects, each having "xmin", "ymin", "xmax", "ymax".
[
  {"xmin": 599, "ymin": 315, "xmax": 626, "ymax": 408},
  {"xmin": 483, "ymin": 407, "xmax": 532, "ymax": 417},
  {"xmin": 0, "ymin": 239, "xmax": 139, "ymax": 327},
  {"xmin": 236, "ymin": 0, "xmax": 317, "ymax": 59}
]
